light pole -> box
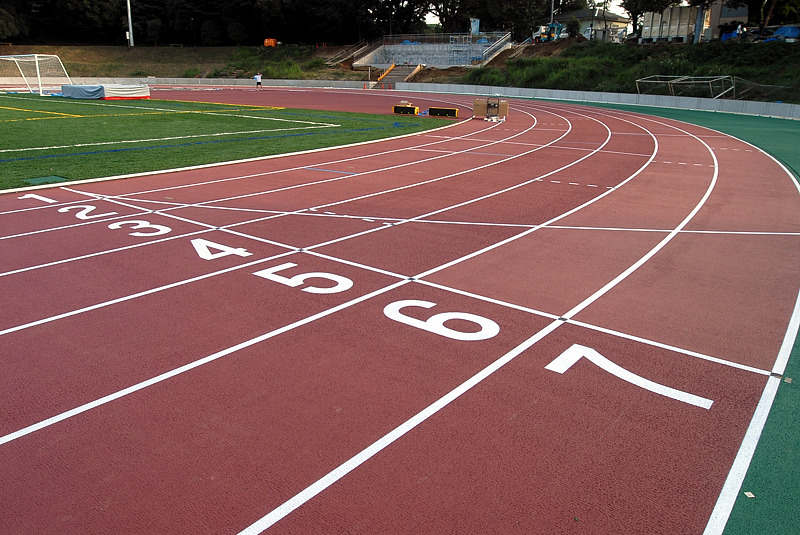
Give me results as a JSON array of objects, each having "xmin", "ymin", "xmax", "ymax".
[{"xmin": 126, "ymin": 0, "xmax": 134, "ymax": 47}]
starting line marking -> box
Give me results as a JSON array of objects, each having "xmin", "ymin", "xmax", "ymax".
[
  {"xmin": 546, "ymin": 344, "xmax": 713, "ymax": 409},
  {"xmin": 239, "ymin": 107, "xmax": 724, "ymax": 535}
]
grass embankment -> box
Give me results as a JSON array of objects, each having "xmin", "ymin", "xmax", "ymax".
[
  {"xmin": 4, "ymin": 41, "xmax": 799, "ymax": 101},
  {"xmin": 463, "ymin": 40, "xmax": 800, "ymax": 102},
  {"xmin": 3, "ymin": 44, "xmax": 367, "ymax": 81}
]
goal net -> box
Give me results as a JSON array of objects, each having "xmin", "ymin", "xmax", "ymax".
[
  {"xmin": 635, "ymin": 74, "xmax": 794, "ymax": 101},
  {"xmin": 0, "ymin": 54, "xmax": 72, "ymax": 95}
]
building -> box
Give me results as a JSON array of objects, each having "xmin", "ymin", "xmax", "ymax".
[
  {"xmin": 557, "ymin": 8, "xmax": 631, "ymax": 42},
  {"xmin": 640, "ymin": 0, "xmax": 749, "ymax": 43}
]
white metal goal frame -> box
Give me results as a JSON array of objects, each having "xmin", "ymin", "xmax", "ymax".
[
  {"xmin": 0, "ymin": 54, "xmax": 72, "ymax": 95},
  {"xmin": 635, "ymin": 74, "xmax": 792, "ymax": 101}
]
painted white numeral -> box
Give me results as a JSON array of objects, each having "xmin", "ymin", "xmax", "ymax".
[
  {"xmin": 545, "ymin": 344, "xmax": 713, "ymax": 409},
  {"xmin": 191, "ymin": 238, "xmax": 252, "ymax": 260},
  {"xmin": 253, "ymin": 262, "xmax": 353, "ymax": 294},
  {"xmin": 59, "ymin": 204, "xmax": 118, "ymax": 220},
  {"xmin": 383, "ymin": 300, "xmax": 499, "ymax": 341},
  {"xmin": 18, "ymin": 194, "xmax": 58, "ymax": 204},
  {"xmin": 107, "ymin": 220, "xmax": 172, "ymax": 237}
]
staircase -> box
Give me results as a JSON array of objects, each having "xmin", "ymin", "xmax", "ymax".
[{"xmin": 374, "ymin": 64, "xmax": 419, "ymax": 89}]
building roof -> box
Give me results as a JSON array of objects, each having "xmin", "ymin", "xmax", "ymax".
[{"xmin": 556, "ymin": 8, "xmax": 630, "ymax": 24}]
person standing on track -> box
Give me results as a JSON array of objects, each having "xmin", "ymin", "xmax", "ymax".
[{"xmin": 254, "ymin": 72, "xmax": 262, "ymax": 89}]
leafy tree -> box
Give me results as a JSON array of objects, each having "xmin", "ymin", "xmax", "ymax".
[
  {"xmin": 227, "ymin": 22, "xmax": 248, "ymax": 45},
  {"xmin": 367, "ymin": 0, "xmax": 429, "ymax": 35},
  {"xmin": 472, "ymin": 0, "xmax": 550, "ymax": 40},
  {"xmin": 0, "ymin": 3, "xmax": 29, "ymax": 40},
  {"xmin": 146, "ymin": 18, "xmax": 163, "ymax": 45},
  {"xmin": 430, "ymin": 0, "xmax": 474, "ymax": 32},
  {"xmin": 620, "ymin": 0, "xmax": 680, "ymax": 37},
  {"xmin": 566, "ymin": 15, "xmax": 581, "ymax": 36},
  {"xmin": 200, "ymin": 19, "xmax": 222, "ymax": 45}
]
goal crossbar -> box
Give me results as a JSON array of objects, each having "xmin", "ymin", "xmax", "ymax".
[{"xmin": 0, "ymin": 54, "xmax": 72, "ymax": 95}]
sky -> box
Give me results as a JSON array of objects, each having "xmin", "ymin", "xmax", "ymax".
[{"xmin": 424, "ymin": 1, "xmax": 628, "ymax": 25}]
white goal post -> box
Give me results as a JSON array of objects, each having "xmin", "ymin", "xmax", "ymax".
[{"xmin": 0, "ymin": 54, "xmax": 72, "ymax": 95}]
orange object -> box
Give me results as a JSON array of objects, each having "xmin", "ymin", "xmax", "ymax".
[{"xmin": 263, "ymin": 38, "xmax": 277, "ymax": 47}]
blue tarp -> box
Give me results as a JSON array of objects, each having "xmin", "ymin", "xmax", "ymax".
[
  {"xmin": 721, "ymin": 31, "xmax": 739, "ymax": 41},
  {"xmin": 774, "ymin": 26, "xmax": 800, "ymax": 38},
  {"xmin": 61, "ymin": 84, "xmax": 150, "ymax": 100}
]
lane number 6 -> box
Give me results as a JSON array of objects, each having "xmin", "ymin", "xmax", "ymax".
[{"xmin": 384, "ymin": 300, "xmax": 500, "ymax": 341}]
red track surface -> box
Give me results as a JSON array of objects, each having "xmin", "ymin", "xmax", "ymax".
[{"xmin": 2, "ymin": 87, "xmax": 799, "ymax": 534}]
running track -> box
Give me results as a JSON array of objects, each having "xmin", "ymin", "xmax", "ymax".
[{"xmin": 2, "ymin": 88, "xmax": 799, "ymax": 534}]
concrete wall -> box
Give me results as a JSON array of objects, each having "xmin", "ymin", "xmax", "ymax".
[
  {"xmin": 395, "ymin": 81, "xmax": 800, "ymax": 120},
  {"xmin": 3, "ymin": 76, "xmax": 797, "ymax": 120},
  {"xmin": 67, "ymin": 77, "xmax": 369, "ymax": 89},
  {"xmin": 354, "ymin": 43, "xmax": 498, "ymax": 68}
]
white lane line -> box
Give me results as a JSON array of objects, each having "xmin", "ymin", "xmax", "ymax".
[
  {"xmin": 239, "ymin": 106, "xmax": 725, "ymax": 534},
  {"xmin": 0, "ymin": 229, "xmax": 210, "ymax": 278},
  {"xmin": 55, "ymin": 118, "xmax": 491, "ymax": 199},
  {"xmin": 416, "ymin": 278, "xmax": 770, "ymax": 376},
  {"xmin": 0, "ymin": 111, "xmax": 550, "ymax": 328},
  {"xmin": 0, "ymin": 279, "xmax": 410, "ymax": 448},
  {"xmin": 238, "ymin": 318, "xmax": 564, "ymax": 535},
  {"xmin": 559, "ymin": 102, "xmax": 800, "ymax": 535},
  {"xmin": 0, "ymin": 251, "xmax": 296, "ymax": 338},
  {"xmin": 0, "ymin": 125, "xmax": 337, "ymax": 155},
  {"xmin": 701, "ymin": 151, "xmax": 800, "ymax": 535}
]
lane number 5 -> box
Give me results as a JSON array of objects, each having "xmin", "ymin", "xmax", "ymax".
[{"xmin": 253, "ymin": 262, "xmax": 353, "ymax": 294}]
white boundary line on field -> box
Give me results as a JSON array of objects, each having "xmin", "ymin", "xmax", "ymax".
[{"xmin": 701, "ymin": 148, "xmax": 800, "ymax": 535}]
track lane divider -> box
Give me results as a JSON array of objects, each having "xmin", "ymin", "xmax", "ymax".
[{"xmin": 0, "ymin": 278, "xmax": 411, "ymax": 448}]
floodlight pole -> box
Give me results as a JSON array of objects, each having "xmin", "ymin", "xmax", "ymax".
[
  {"xmin": 550, "ymin": 0, "xmax": 554, "ymax": 24},
  {"xmin": 126, "ymin": 0, "xmax": 134, "ymax": 47}
]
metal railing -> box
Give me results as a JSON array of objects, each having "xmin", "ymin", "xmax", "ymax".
[
  {"xmin": 382, "ymin": 32, "xmax": 510, "ymax": 46},
  {"xmin": 481, "ymin": 32, "xmax": 512, "ymax": 63}
]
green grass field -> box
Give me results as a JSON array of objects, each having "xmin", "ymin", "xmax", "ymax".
[{"xmin": 0, "ymin": 92, "xmax": 443, "ymax": 191}]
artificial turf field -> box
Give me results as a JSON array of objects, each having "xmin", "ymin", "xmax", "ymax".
[{"xmin": 0, "ymin": 92, "xmax": 444, "ymax": 190}]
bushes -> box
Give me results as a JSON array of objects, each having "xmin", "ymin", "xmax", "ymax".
[
  {"xmin": 463, "ymin": 67, "xmax": 508, "ymax": 86},
  {"xmin": 458, "ymin": 40, "xmax": 800, "ymax": 101}
]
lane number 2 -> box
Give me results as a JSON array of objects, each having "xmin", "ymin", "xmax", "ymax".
[{"xmin": 58, "ymin": 204, "xmax": 118, "ymax": 220}]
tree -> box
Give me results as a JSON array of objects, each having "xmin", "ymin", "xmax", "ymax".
[
  {"xmin": 367, "ymin": 0, "xmax": 430, "ymax": 35},
  {"xmin": 619, "ymin": 0, "xmax": 680, "ymax": 38},
  {"xmin": 200, "ymin": 19, "xmax": 221, "ymax": 45},
  {"xmin": 227, "ymin": 22, "xmax": 248, "ymax": 45},
  {"xmin": 146, "ymin": 18, "xmax": 163, "ymax": 45},
  {"xmin": 0, "ymin": 3, "xmax": 29, "ymax": 40},
  {"xmin": 471, "ymin": 0, "xmax": 550, "ymax": 40},
  {"xmin": 430, "ymin": 0, "xmax": 474, "ymax": 33}
]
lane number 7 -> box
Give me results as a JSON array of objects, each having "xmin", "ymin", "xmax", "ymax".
[{"xmin": 545, "ymin": 344, "xmax": 713, "ymax": 409}]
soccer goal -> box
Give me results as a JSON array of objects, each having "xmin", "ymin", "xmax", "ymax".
[{"xmin": 0, "ymin": 54, "xmax": 72, "ymax": 95}]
